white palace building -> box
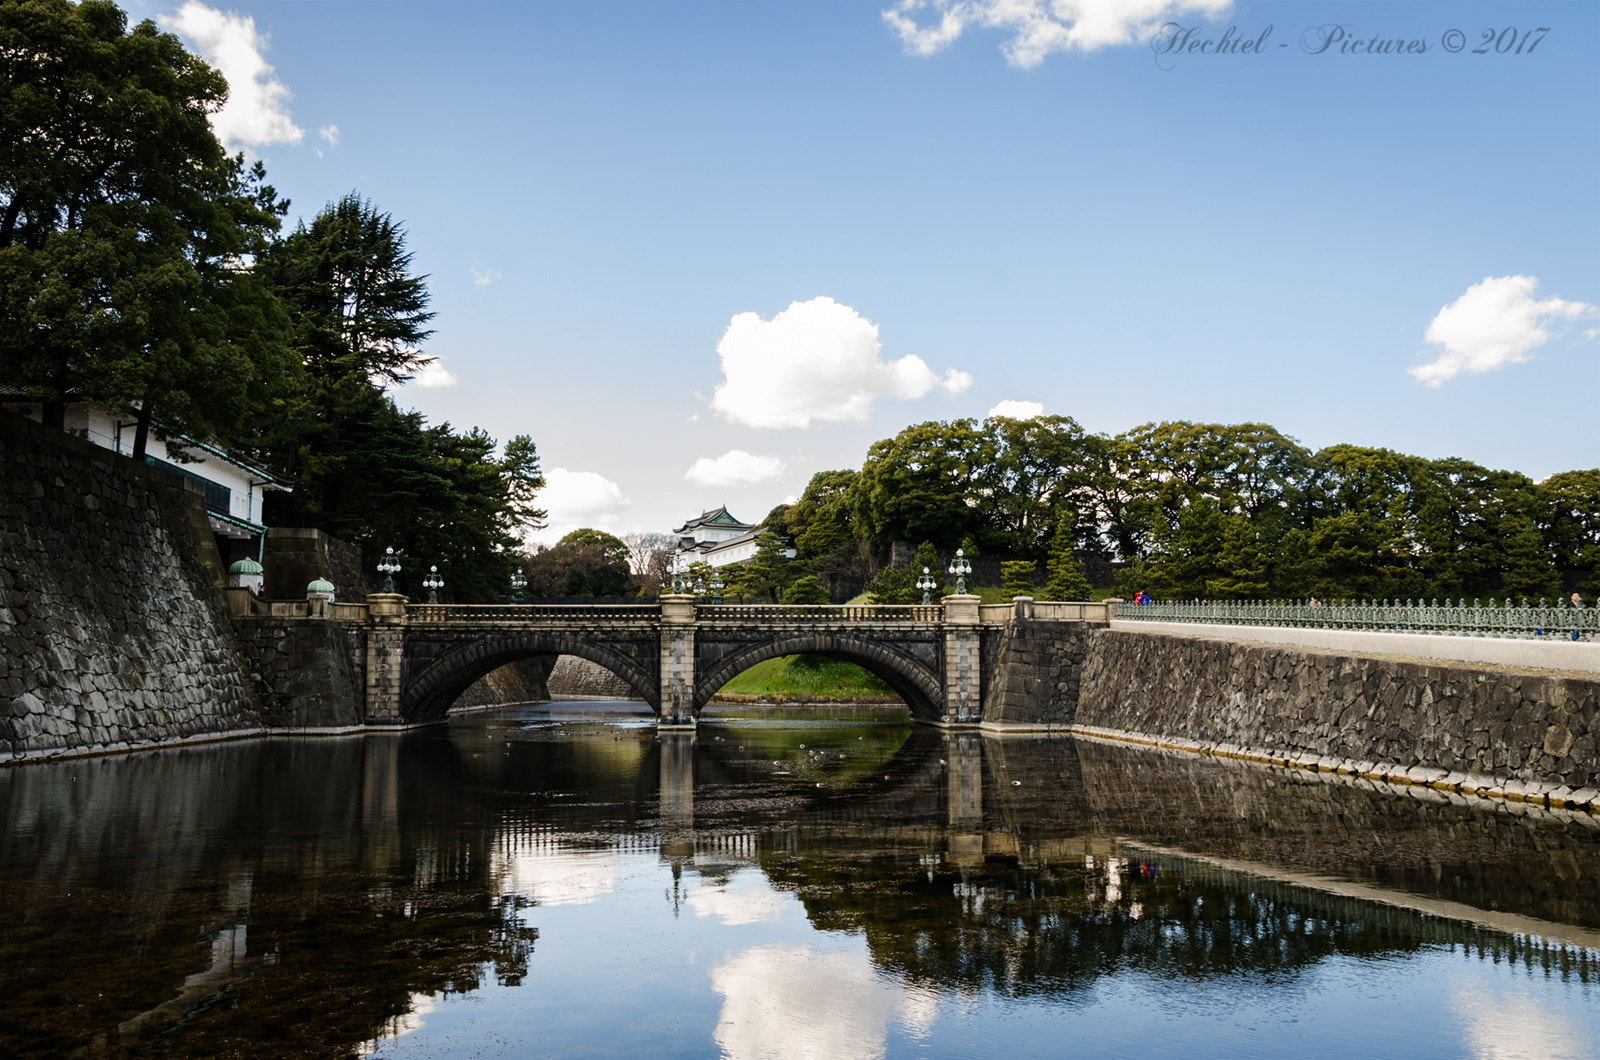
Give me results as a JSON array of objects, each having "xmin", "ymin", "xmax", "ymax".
[{"xmin": 671, "ymin": 506, "xmax": 795, "ymax": 571}]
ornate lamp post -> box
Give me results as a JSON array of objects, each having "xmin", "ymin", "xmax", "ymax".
[
  {"xmin": 916, "ymin": 566, "xmax": 937, "ymax": 605},
  {"xmin": 423, "ymin": 564, "xmax": 444, "ymax": 604},
  {"xmin": 671, "ymin": 556, "xmax": 687, "ymax": 594},
  {"xmin": 377, "ymin": 546, "xmax": 401, "ymax": 594},
  {"xmin": 510, "ymin": 567, "xmax": 526, "ymax": 603},
  {"xmin": 948, "ymin": 549, "xmax": 971, "ymax": 595},
  {"xmin": 709, "ymin": 571, "xmax": 723, "ymax": 604},
  {"xmin": 692, "ymin": 576, "xmax": 705, "ymax": 599}
]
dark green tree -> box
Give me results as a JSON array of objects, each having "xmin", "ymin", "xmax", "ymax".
[
  {"xmin": 523, "ymin": 529, "xmax": 629, "ymax": 598},
  {"xmin": 1542, "ymin": 470, "xmax": 1600, "ymax": 596},
  {"xmin": 1042, "ymin": 523, "xmax": 1092, "ymax": 601},
  {"xmin": 854, "ymin": 419, "xmax": 987, "ymax": 549},
  {"xmin": 1001, "ymin": 560, "xmax": 1036, "ymax": 597},
  {"xmin": 1, "ymin": 0, "xmax": 297, "ymax": 454},
  {"xmin": 259, "ymin": 194, "xmax": 435, "ymax": 483},
  {"xmin": 786, "ymin": 574, "xmax": 830, "ymax": 604}
]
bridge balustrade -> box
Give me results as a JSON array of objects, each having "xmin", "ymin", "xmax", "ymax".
[
  {"xmin": 695, "ymin": 603, "xmax": 944, "ymax": 623},
  {"xmin": 407, "ymin": 603, "xmax": 662, "ymax": 623}
]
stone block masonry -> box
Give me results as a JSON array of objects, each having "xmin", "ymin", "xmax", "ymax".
[
  {"xmin": 1073, "ymin": 629, "xmax": 1599, "ymax": 809},
  {"xmin": 0, "ymin": 413, "xmax": 262, "ymax": 759},
  {"xmin": 233, "ymin": 617, "xmax": 365, "ymax": 729}
]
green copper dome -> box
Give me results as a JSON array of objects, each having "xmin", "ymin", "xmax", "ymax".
[
  {"xmin": 229, "ymin": 557, "xmax": 264, "ymax": 575},
  {"xmin": 307, "ymin": 577, "xmax": 336, "ymax": 594}
]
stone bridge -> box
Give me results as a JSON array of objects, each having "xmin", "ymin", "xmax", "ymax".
[{"xmin": 356, "ymin": 593, "xmax": 1110, "ymax": 728}]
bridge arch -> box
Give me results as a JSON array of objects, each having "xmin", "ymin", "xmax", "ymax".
[
  {"xmin": 693, "ymin": 633, "xmax": 945, "ymax": 721},
  {"xmin": 401, "ymin": 633, "xmax": 658, "ymax": 723}
]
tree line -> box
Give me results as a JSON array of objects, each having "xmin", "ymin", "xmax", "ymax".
[
  {"xmin": 2, "ymin": 1, "xmax": 546, "ymax": 600},
  {"xmin": 762, "ymin": 417, "xmax": 1600, "ymax": 604}
]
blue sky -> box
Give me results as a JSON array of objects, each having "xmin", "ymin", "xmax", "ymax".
[{"xmin": 130, "ymin": 0, "xmax": 1599, "ymax": 542}]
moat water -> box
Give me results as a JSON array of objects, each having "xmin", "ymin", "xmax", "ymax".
[{"xmin": 2, "ymin": 701, "xmax": 1597, "ymax": 1059}]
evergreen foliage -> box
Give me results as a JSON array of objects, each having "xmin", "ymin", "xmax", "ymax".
[
  {"xmin": 1042, "ymin": 524, "xmax": 1092, "ymax": 601},
  {"xmin": 1001, "ymin": 560, "xmax": 1036, "ymax": 597},
  {"xmin": 1, "ymin": 0, "xmax": 297, "ymax": 453}
]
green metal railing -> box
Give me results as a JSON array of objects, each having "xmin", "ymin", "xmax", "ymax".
[{"xmin": 1113, "ymin": 598, "xmax": 1598, "ymax": 641}]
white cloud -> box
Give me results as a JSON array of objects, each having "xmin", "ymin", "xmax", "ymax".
[
  {"xmin": 409, "ymin": 360, "xmax": 457, "ymax": 389},
  {"xmin": 686, "ymin": 450, "xmax": 786, "ymax": 487},
  {"xmin": 495, "ymin": 849, "xmax": 620, "ymax": 907},
  {"xmin": 883, "ymin": 0, "xmax": 1235, "ymax": 66},
  {"xmin": 1452, "ymin": 978, "xmax": 1590, "ymax": 1060},
  {"xmin": 318, "ymin": 123, "xmax": 339, "ymax": 147},
  {"xmin": 1409, "ymin": 275, "xmax": 1594, "ymax": 387},
  {"xmin": 710, "ymin": 296, "xmax": 972, "ymax": 429},
  {"xmin": 687, "ymin": 874, "xmax": 790, "ymax": 926},
  {"xmin": 711, "ymin": 943, "xmax": 941, "ymax": 1060},
  {"xmin": 534, "ymin": 468, "xmax": 631, "ymax": 543},
  {"xmin": 470, "ymin": 265, "xmax": 501, "ymax": 286},
  {"xmin": 161, "ymin": 2, "xmax": 303, "ymax": 149},
  {"xmin": 987, "ymin": 399, "xmax": 1044, "ymax": 419}
]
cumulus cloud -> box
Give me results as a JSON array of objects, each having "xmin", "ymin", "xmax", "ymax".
[
  {"xmin": 711, "ymin": 944, "xmax": 940, "ymax": 1060},
  {"xmin": 686, "ymin": 450, "xmax": 786, "ymax": 487},
  {"xmin": 711, "ymin": 296, "xmax": 972, "ymax": 429},
  {"xmin": 409, "ymin": 360, "xmax": 457, "ymax": 388},
  {"xmin": 988, "ymin": 399, "xmax": 1044, "ymax": 419},
  {"xmin": 161, "ymin": 2, "xmax": 303, "ymax": 149},
  {"xmin": 883, "ymin": 0, "xmax": 1235, "ymax": 66},
  {"xmin": 687, "ymin": 874, "xmax": 790, "ymax": 926},
  {"xmin": 1409, "ymin": 275, "xmax": 1594, "ymax": 387},
  {"xmin": 535, "ymin": 468, "xmax": 631, "ymax": 543}
]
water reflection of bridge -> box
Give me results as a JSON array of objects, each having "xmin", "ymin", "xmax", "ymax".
[{"xmin": 467, "ymin": 726, "xmax": 1600, "ymax": 965}]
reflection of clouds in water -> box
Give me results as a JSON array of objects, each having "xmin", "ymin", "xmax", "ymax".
[
  {"xmin": 687, "ymin": 872, "xmax": 790, "ymax": 925},
  {"xmin": 357, "ymin": 993, "xmax": 438, "ymax": 1055},
  {"xmin": 494, "ymin": 850, "xmax": 619, "ymax": 906},
  {"xmin": 711, "ymin": 943, "xmax": 940, "ymax": 1060},
  {"xmin": 1453, "ymin": 978, "xmax": 1589, "ymax": 1060}
]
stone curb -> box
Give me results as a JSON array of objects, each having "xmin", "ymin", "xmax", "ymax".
[
  {"xmin": 2, "ymin": 727, "xmax": 271, "ymax": 766},
  {"xmin": 1068, "ymin": 723, "xmax": 1600, "ymax": 816}
]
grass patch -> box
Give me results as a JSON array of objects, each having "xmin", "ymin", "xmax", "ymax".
[{"xmin": 714, "ymin": 654, "xmax": 896, "ymax": 699}]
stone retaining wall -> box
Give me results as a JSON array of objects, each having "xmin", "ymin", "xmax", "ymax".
[
  {"xmin": 546, "ymin": 655, "xmax": 639, "ymax": 699},
  {"xmin": 453, "ymin": 658, "xmax": 554, "ymax": 709},
  {"xmin": 980, "ymin": 621, "xmax": 1093, "ymax": 728},
  {"xmin": 234, "ymin": 618, "xmax": 365, "ymax": 729},
  {"xmin": 1073, "ymin": 629, "xmax": 1599, "ymax": 807},
  {"xmin": 0, "ymin": 413, "xmax": 261, "ymax": 759}
]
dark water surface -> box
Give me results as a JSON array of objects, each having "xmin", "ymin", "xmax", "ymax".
[{"xmin": 2, "ymin": 701, "xmax": 1597, "ymax": 1059}]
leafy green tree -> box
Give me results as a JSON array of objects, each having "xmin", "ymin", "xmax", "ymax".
[
  {"xmin": 1542, "ymin": 469, "xmax": 1600, "ymax": 596},
  {"xmin": 854, "ymin": 419, "xmax": 987, "ymax": 549},
  {"xmin": 1113, "ymin": 557, "xmax": 1152, "ymax": 601},
  {"xmin": 1, "ymin": 0, "xmax": 296, "ymax": 454},
  {"xmin": 523, "ymin": 529, "xmax": 629, "ymax": 597},
  {"xmin": 1269, "ymin": 528, "xmax": 1318, "ymax": 600},
  {"xmin": 975, "ymin": 414, "xmax": 1099, "ymax": 558},
  {"xmin": 1205, "ymin": 515, "xmax": 1270, "ymax": 600},
  {"xmin": 1042, "ymin": 523, "xmax": 1092, "ymax": 601},
  {"xmin": 865, "ymin": 541, "xmax": 942, "ymax": 604},
  {"xmin": 786, "ymin": 574, "xmax": 829, "ymax": 604},
  {"xmin": 723, "ymin": 533, "xmax": 795, "ymax": 603},
  {"xmin": 864, "ymin": 564, "xmax": 917, "ymax": 604}
]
